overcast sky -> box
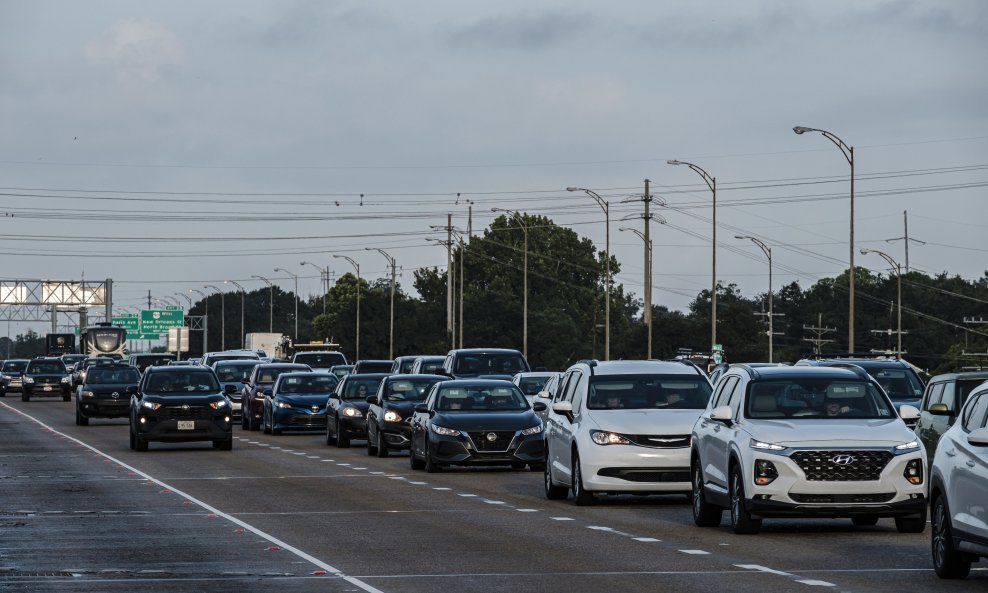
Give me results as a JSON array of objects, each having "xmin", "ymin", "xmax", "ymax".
[{"xmin": 1, "ymin": 1, "xmax": 986, "ymax": 342}]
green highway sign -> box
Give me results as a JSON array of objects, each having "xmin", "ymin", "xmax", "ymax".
[
  {"xmin": 112, "ymin": 316, "xmax": 141, "ymax": 333},
  {"xmin": 140, "ymin": 309, "xmax": 185, "ymax": 334},
  {"xmin": 130, "ymin": 333, "xmax": 162, "ymax": 341},
  {"xmin": 165, "ymin": 305, "xmax": 182, "ymax": 311}
]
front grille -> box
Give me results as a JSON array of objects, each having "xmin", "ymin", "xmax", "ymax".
[
  {"xmin": 164, "ymin": 406, "xmax": 211, "ymax": 420},
  {"xmin": 598, "ymin": 467, "xmax": 690, "ymax": 483},
  {"xmin": 626, "ymin": 434, "xmax": 690, "ymax": 449},
  {"xmin": 789, "ymin": 450, "xmax": 893, "ymax": 481},
  {"xmin": 791, "ymin": 492, "xmax": 895, "ymax": 503},
  {"xmin": 34, "ymin": 377, "xmax": 61, "ymax": 386},
  {"xmin": 286, "ymin": 414, "xmax": 326, "ymax": 426},
  {"xmin": 467, "ymin": 431, "xmax": 516, "ymax": 452}
]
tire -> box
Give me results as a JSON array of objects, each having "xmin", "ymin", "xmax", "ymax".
[
  {"xmin": 62, "ymin": 394, "xmax": 71, "ymax": 402},
  {"xmin": 895, "ymin": 506, "xmax": 927, "ymax": 534},
  {"xmin": 241, "ymin": 409, "xmax": 249, "ymax": 430},
  {"xmin": 271, "ymin": 426, "xmax": 282, "ymax": 436},
  {"xmin": 129, "ymin": 426, "xmax": 136, "ymax": 450},
  {"xmin": 336, "ymin": 420, "xmax": 350, "ymax": 448},
  {"xmin": 932, "ymin": 495, "xmax": 971, "ymax": 579},
  {"xmin": 367, "ymin": 428, "xmax": 378, "ymax": 456},
  {"xmin": 409, "ymin": 445, "xmax": 425, "ymax": 470},
  {"xmin": 852, "ymin": 516, "xmax": 879, "ymax": 527},
  {"xmin": 692, "ymin": 458, "xmax": 723, "ymax": 527},
  {"xmin": 729, "ymin": 465, "xmax": 761, "ymax": 534},
  {"xmin": 21, "ymin": 392, "xmax": 29, "ymax": 402},
  {"xmin": 135, "ymin": 433, "xmax": 148, "ymax": 452},
  {"xmin": 571, "ymin": 451, "xmax": 595, "ymax": 506},
  {"xmin": 375, "ymin": 430, "xmax": 389, "ymax": 458},
  {"xmin": 325, "ymin": 420, "xmax": 337, "ymax": 446},
  {"xmin": 262, "ymin": 409, "xmax": 272, "ymax": 434},
  {"xmin": 219, "ymin": 436, "xmax": 233, "ymax": 451},
  {"xmin": 75, "ymin": 407, "xmax": 89, "ymax": 426},
  {"xmin": 424, "ymin": 449, "xmax": 441, "ymax": 473},
  {"xmin": 544, "ymin": 460, "xmax": 569, "ymax": 500}
]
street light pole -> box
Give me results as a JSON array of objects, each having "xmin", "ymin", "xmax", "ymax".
[
  {"xmin": 566, "ymin": 187, "xmax": 610, "ymax": 360},
  {"xmin": 273, "ymin": 268, "xmax": 299, "ymax": 342},
  {"xmin": 492, "ymin": 208, "xmax": 529, "ymax": 359},
  {"xmin": 251, "ymin": 275, "xmax": 273, "ymax": 333},
  {"xmin": 668, "ymin": 160, "xmax": 717, "ymax": 357},
  {"xmin": 189, "ymin": 288, "xmax": 208, "ymax": 354},
  {"xmin": 861, "ymin": 248, "xmax": 903, "ymax": 357},
  {"xmin": 736, "ymin": 236, "xmax": 774, "ymax": 363},
  {"xmin": 794, "ymin": 125, "xmax": 855, "ymax": 352},
  {"xmin": 620, "ymin": 227, "xmax": 653, "ymax": 359},
  {"xmin": 333, "ymin": 255, "xmax": 361, "ymax": 361},
  {"xmin": 366, "ymin": 248, "xmax": 397, "ymax": 359},
  {"xmin": 225, "ymin": 280, "xmax": 245, "ymax": 349},
  {"xmin": 204, "ymin": 285, "xmax": 224, "ymax": 350},
  {"xmin": 300, "ymin": 261, "xmax": 329, "ymax": 315}
]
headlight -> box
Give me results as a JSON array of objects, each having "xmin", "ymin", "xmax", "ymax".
[
  {"xmin": 383, "ymin": 410, "xmax": 402, "ymax": 423},
  {"xmin": 895, "ymin": 440, "xmax": 920, "ymax": 452},
  {"xmin": 520, "ymin": 424, "xmax": 543, "ymax": 436},
  {"xmin": 82, "ymin": 390, "xmax": 95, "ymax": 398},
  {"xmin": 590, "ymin": 430, "xmax": 631, "ymax": 445},
  {"xmin": 275, "ymin": 401, "xmax": 293, "ymax": 409},
  {"xmin": 430, "ymin": 424, "xmax": 460, "ymax": 436},
  {"xmin": 142, "ymin": 401, "xmax": 161, "ymax": 410},
  {"xmin": 750, "ymin": 439, "xmax": 786, "ymax": 451},
  {"xmin": 903, "ymin": 459, "xmax": 923, "ymax": 484},
  {"xmin": 210, "ymin": 400, "xmax": 229, "ymax": 410},
  {"xmin": 342, "ymin": 407, "xmax": 363, "ymax": 418},
  {"xmin": 22, "ymin": 376, "xmax": 34, "ymax": 384}
]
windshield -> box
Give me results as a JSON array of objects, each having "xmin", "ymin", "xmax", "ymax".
[
  {"xmin": 278, "ymin": 374, "xmax": 337, "ymax": 394},
  {"xmin": 62, "ymin": 355, "xmax": 86, "ymax": 365},
  {"xmin": 417, "ymin": 359, "xmax": 444, "ymax": 374},
  {"xmin": 331, "ymin": 366, "xmax": 353, "ymax": 378},
  {"xmin": 397, "ymin": 359, "xmax": 416, "ymax": 373},
  {"xmin": 746, "ymin": 379, "xmax": 896, "ymax": 419},
  {"xmin": 453, "ymin": 353, "xmax": 529, "ymax": 376},
  {"xmin": 28, "ymin": 361, "xmax": 66, "ymax": 374},
  {"xmin": 215, "ymin": 363, "xmax": 258, "ymax": 382},
  {"xmin": 587, "ymin": 375, "xmax": 712, "ymax": 410},
  {"xmin": 518, "ymin": 376, "xmax": 551, "ymax": 395},
  {"xmin": 88, "ymin": 367, "xmax": 141, "ymax": 384},
  {"xmin": 384, "ymin": 378, "xmax": 442, "ymax": 402},
  {"xmin": 2, "ymin": 361, "xmax": 29, "ymax": 373},
  {"xmin": 435, "ymin": 385, "xmax": 529, "ymax": 411},
  {"xmin": 144, "ymin": 372, "xmax": 221, "ymax": 394},
  {"xmin": 865, "ymin": 367, "xmax": 925, "ymax": 401},
  {"xmin": 342, "ymin": 377, "xmax": 385, "ymax": 400},
  {"xmin": 293, "ymin": 352, "xmax": 346, "ymax": 369},
  {"xmin": 255, "ymin": 367, "xmax": 306, "ymax": 384}
]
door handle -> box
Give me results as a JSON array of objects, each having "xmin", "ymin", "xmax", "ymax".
[
  {"xmin": 944, "ymin": 448, "xmax": 956, "ymax": 457},
  {"xmin": 966, "ymin": 461, "xmax": 976, "ymax": 468}
]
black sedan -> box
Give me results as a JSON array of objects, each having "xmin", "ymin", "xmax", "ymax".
[
  {"xmin": 409, "ymin": 379, "xmax": 546, "ymax": 472},
  {"xmin": 75, "ymin": 363, "xmax": 140, "ymax": 425},
  {"xmin": 129, "ymin": 366, "xmax": 236, "ymax": 451},
  {"xmin": 325, "ymin": 373, "xmax": 387, "ymax": 448},
  {"xmin": 365, "ymin": 374, "xmax": 447, "ymax": 457}
]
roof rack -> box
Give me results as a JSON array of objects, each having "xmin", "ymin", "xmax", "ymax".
[{"xmin": 803, "ymin": 352, "xmax": 901, "ymax": 361}]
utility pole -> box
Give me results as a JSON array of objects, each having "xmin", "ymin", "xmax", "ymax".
[
  {"xmin": 643, "ymin": 179, "xmax": 652, "ymax": 358},
  {"xmin": 803, "ymin": 314, "xmax": 837, "ymax": 355},
  {"xmin": 885, "ymin": 210, "xmax": 925, "ymax": 274},
  {"xmin": 147, "ymin": 290, "xmax": 152, "ymax": 310}
]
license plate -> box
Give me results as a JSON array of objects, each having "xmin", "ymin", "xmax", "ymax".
[
  {"xmin": 177, "ymin": 421, "xmax": 195, "ymax": 430},
  {"xmin": 43, "ymin": 385, "xmax": 53, "ymax": 392}
]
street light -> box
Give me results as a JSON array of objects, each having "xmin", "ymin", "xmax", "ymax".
[
  {"xmin": 620, "ymin": 227, "xmax": 653, "ymax": 359},
  {"xmin": 333, "ymin": 255, "xmax": 361, "ymax": 361},
  {"xmin": 736, "ymin": 235, "xmax": 774, "ymax": 363},
  {"xmin": 861, "ymin": 248, "xmax": 903, "ymax": 357},
  {"xmin": 173, "ymin": 292, "xmax": 192, "ymax": 309},
  {"xmin": 794, "ymin": 125, "xmax": 855, "ymax": 352},
  {"xmin": 189, "ymin": 288, "xmax": 208, "ymax": 354},
  {"xmin": 566, "ymin": 187, "xmax": 610, "ymax": 360},
  {"xmin": 300, "ymin": 261, "xmax": 329, "ymax": 315},
  {"xmin": 251, "ymin": 275, "xmax": 274, "ymax": 332},
  {"xmin": 667, "ymin": 159, "xmax": 718, "ymax": 357},
  {"xmin": 492, "ymin": 208, "xmax": 530, "ymax": 359},
  {"xmin": 273, "ymin": 268, "xmax": 299, "ymax": 341},
  {"xmin": 205, "ymin": 285, "xmax": 224, "ymax": 350},
  {"xmin": 366, "ymin": 248, "xmax": 397, "ymax": 359},
  {"xmin": 225, "ymin": 280, "xmax": 246, "ymax": 349}
]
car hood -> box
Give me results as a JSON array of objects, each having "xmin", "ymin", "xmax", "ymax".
[
  {"xmin": 276, "ymin": 394, "xmax": 329, "ymax": 407},
  {"xmin": 743, "ymin": 418, "xmax": 916, "ymax": 448},
  {"xmin": 84, "ymin": 383, "xmax": 137, "ymax": 394},
  {"xmin": 432, "ymin": 410, "xmax": 541, "ymax": 431},
  {"xmin": 140, "ymin": 393, "xmax": 226, "ymax": 404},
  {"xmin": 588, "ymin": 409, "xmax": 703, "ymax": 434},
  {"xmin": 385, "ymin": 400, "xmax": 425, "ymax": 415}
]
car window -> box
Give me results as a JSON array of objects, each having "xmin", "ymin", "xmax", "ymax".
[
  {"xmin": 745, "ymin": 379, "xmax": 895, "ymax": 420},
  {"xmin": 343, "ymin": 378, "xmax": 384, "ymax": 400},
  {"xmin": 727, "ymin": 379, "xmax": 745, "ymax": 419},
  {"xmin": 957, "ymin": 380, "xmax": 986, "ymax": 413},
  {"xmin": 3, "ymin": 361, "xmax": 28, "ymax": 373},
  {"xmin": 586, "ymin": 375, "xmax": 712, "ymax": 410},
  {"xmin": 278, "ymin": 375, "xmax": 337, "ymax": 394},
  {"xmin": 215, "ymin": 364, "xmax": 257, "ymax": 382},
  {"xmin": 435, "ymin": 386, "xmax": 527, "ymax": 411},
  {"xmin": 453, "ymin": 353, "xmax": 528, "ymax": 375},
  {"xmin": 517, "ymin": 376, "xmax": 550, "ymax": 395},
  {"xmin": 562, "ymin": 371, "xmax": 582, "ymax": 404},
  {"xmin": 962, "ymin": 393, "xmax": 988, "ymax": 432},
  {"xmin": 385, "ymin": 378, "xmax": 441, "ymax": 401},
  {"xmin": 867, "ymin": 367, "xmax": 924, "ymax": 401},
  {"xmin": 712, "ymin": 376, "xmax": 739, "ymax": 408},
  {"xmin": 88, "ymin": 367, "xmax": 140, "ymax": 384},
  {"xmin": 28, "ymin": 361, "xmax": 66, "ymax": 374},
  {"xmin": 144, "ymin": 372, "xmax": 220, "ymax": 394},
  {"xmin": 924, "ymin": 382, "xmax": 945, "ymax": 409}
]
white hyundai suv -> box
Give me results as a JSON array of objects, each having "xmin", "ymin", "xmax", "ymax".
[
  {"xmin": 691, "ymin": 364, "xmax": 926, "ymax": 534},
  {"xmin": 544, "ymin": 360, "xmax": 713, "ymax": 505},
  {"xmin": 930, "ymin": 379, "xmax": 988, "ymax": 579}
]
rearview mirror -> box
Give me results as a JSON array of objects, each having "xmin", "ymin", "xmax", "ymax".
[
  {"xmin": 968, "ymin": 427, "xmax": 988, "ymax": 447},
  {"xmin": 366, "ymin": 395, "xmax": 377, "ymax": 404},
  {"xmin": 532, "ymin": 401, "xmax": 547, "ymax": 412},
  {"xmin": 709, "ymin": 405, "xmax": 733, "ymax": 425}
]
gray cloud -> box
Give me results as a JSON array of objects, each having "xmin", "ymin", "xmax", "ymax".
[{"xmin": 444, "ymin": 10, "xmax": 594, "ymax": 51}]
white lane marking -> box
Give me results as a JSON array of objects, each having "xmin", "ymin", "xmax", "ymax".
[
  {"xmin": 353, "ymin": 467, "xmax": 367, "ymax": 470},
  {"xmin": 370, "ymin": 472, "xmax": 385, "ymax": 475},
  {"xmin": 736, "ymin": 564, "xmax": 793, "ymax": 577},
  {"xmin": 517, "ymin": 509, "xmax": 538, "ymax": 513},
  {"xmin": 306, "ymin": 456, "xmax": 319, "ymax": 459},
  {"xmin": 483, "ymin": 500, "xmax": 506, "ymax": 505},
  {"xmin": 680, "ymin": 550, "xmax": 710, "ymax": 555},
  {"xmin": 634, "ymin": 537, "xmax": 661, "ymax": 542},
  {"xmin": 457, "ymin": 494, "xmax": 477, "ymax": 497},
  {"xmin": 551, "ymin": 517, "xmax": 574, "ymax": 521},
  {"xmin": 796, "ymin": 580, "xmax": 836, "ymax": 587},
  {"xmin": 433, "ymin": 487, "xmax": 451, "ymax": 491},
  {"xmin": 0, "ymin": 402, "xmax": 386, "ymax": 593},
  {"xmin": 408, "ymin": 481, "xmax": 427, "ymax": 485}
]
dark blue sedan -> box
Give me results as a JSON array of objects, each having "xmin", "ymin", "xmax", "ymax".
[{"xmin": 262, "ymin": 372, "xmax": 338, "ymax": 435}]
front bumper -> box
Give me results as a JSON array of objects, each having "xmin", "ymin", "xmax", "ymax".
[
  {"xmin": 338, "ymin": 416, "xmax": 367, "ymax": 437},
  {"xmin": 381, "ymin": 423, "xmax": 413, "ymax": 450},
  {"xmin": 273, "ymin": 409, "xmax": 326, "ymax": 431},
  {"xmin": 428, "ymin": 431, "xmax": 545, "ymax": 466},
  {"xmin": 578, "ymin": 440, "xmax": 692, "ymax": 493},
  {"xmin": 78, "ymin": 398, "xmax": 130, "ymax": 419},
  {"xmin": 135, "ymin": 417, "xmax": 232, "ymax": 443},
  {"xmin": 23, "ymin": 383, "xmax": 71, "ymax": 396}
]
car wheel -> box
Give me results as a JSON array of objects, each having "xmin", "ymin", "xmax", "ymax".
[
  {"xmin": 325, "ymin": 420, "xmax": 337, "ymax": 445},
  {"xmin": 241, "ymin": 410, "xmax": 249, "ymax": 430},
  {"xmin": 21, "ymin": 392, "xmax": 29, "ymax": 402},
  {"xmin": 424, "ymin": 449, "xmax": 441, "ymax": 473},
  {"xmin": 544, "ymin": 460, "xmax": 568, "ymax": 500},
  {"xmin": 932, "ymin": 495, "xmax": 971, "ymax": 578},
  {"xmin": 129, "ymin": 426, "xmax": 136, "ymax": 450},
  {"xmin": 895, "ymin": 506, "xmax": 927, "ymax": 534},
  {"xmin": 692, "ymin": 458, "xmax": 723, "ymax": 527},
  {"xmin": 75, "ymin": 407, "xmax": 89, "ymax": 426},
  {"xmin": 366, "ymin": 428, "xmax": 378, "ymax": 456},
  {"xmin": 135, "ymin": 433, "xmax": 148, "ymax": 452},
  {"xmin": 219, "ymin": 435, "xmax": 233, "ymax": 451},
  {"xmin": 262, "ymin": 409, "xmax": 272, "ymax": 434},
  {"xmin": 729, "ymin": 464, "xmax": 761, "ymax": 534},
  {"xmin": 375, "ymin": 430, "xmax": 389, "ymax": 458},
  {"xmin": 409, "ymin": 445, "xmax": 425, "ymax": 470},
  {"xmin": 62, "ymin": 394, "xmax": 71, "ymax": 402},
  {"xmin": 336, "ymin": 421, "xmax": 350, "ymax": 448},
  {"xmin": 852, "ymin": 516, "xmax": 879, "ymax": 527},
  {"xmin": 571, "ymin": 451, "xmax": 595, "ymax": 506}
]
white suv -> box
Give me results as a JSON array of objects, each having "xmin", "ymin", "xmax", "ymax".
[
  {"xmin": 930, "ymin": 380, "xmax": 988, "ymax": 579},
  {"xmin": 691, "ymin": 364, "xmax": 926, "ymax": 534},
  {"xmin": 544, "ymin": 360, "xmax": 713, "ymax": 505}
]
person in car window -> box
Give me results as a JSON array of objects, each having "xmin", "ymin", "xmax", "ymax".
[{"xmin": 825, "ymin": 400, "xmax": 851, "ymax": 416}]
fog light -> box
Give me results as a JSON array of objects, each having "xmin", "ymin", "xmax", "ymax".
[
  {"xmin": 754, "ymin": 459, "xmax": 778, "ymax": 486},
  {"xmin": 903, "ymin": 459, "xmax": 923, "ymax": 485},
  {"xmin": 139, "ymin": 417, "xmax": 146, "ymax": 424}
]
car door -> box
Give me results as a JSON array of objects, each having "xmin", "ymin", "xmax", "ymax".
[
  {"xmin": 950, "ymin": 392, "xmax": 988, "ymax": 540},
  {"xmin": 367, "ymin": 382, "xmax": 385, "ymax": 441},
  {"xmin": 410, "ymin": 385, "xmax": 438, "ymax": 457},
  {"xmin": 917, "ymin": 382, "xmax": 947, "ymax": 458},
  {"xmin": 545, "ymin": 370, "xmax": 574, "ymax": 473},
  {"xmin": 701, "ymin": 375, "xmax": 743, "ymax": 492},
  {"xmin": 548, "ymin": 369, "xmax": 583, "ymax": 484}
]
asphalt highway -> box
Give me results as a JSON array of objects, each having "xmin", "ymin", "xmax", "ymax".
[{"xmin": 1, "ymin": 396, "xmax": 984, "ymax": 593}]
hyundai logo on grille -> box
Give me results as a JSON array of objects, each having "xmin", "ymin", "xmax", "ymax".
[
  {"xmin": 831, "ymin": 454, "xmax": 855, "ymax": 466},
  {"xmin": 486, "ymin": 432, "xmax": 498, "ymax": 442}
]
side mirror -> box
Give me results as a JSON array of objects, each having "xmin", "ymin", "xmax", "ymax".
[
  {"xmin": 366, "ymin": 395, "xmax": 377, "ymax": 404},
  {"xmin": 414, "ymin": 403, "xmax": 429, "ymax": 414},
  {"xmin": 551, "ymin": 401, "xmax": 574, "ymax": 422},
  {"xmin": 536, "ymin": 390, "xmax": 551, "ymax": 399},
  {"xmin": 532, "ymin": 401, "xmax": 547, "ymax": 412},
  {"xmin": 127, "ymin": 385, "xmax": 138, "ymax": 394},
  {"xmin": 927, "ymin": 402, "xmax": 953, "ymax": 417},
  {"xmin": 224, "ymin": 384, "xmax": 237, "ymax": 395},
  {"xmin": 968, "ymin": 427, "xmax": 988, "ymax": 447},
  {"xmin": 709, "ymin": 405, "xmax": 733, "ymax": 425},
  {"xmin": 898, "ymin": 404, "xmax": 920, "ymax": 422}
]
